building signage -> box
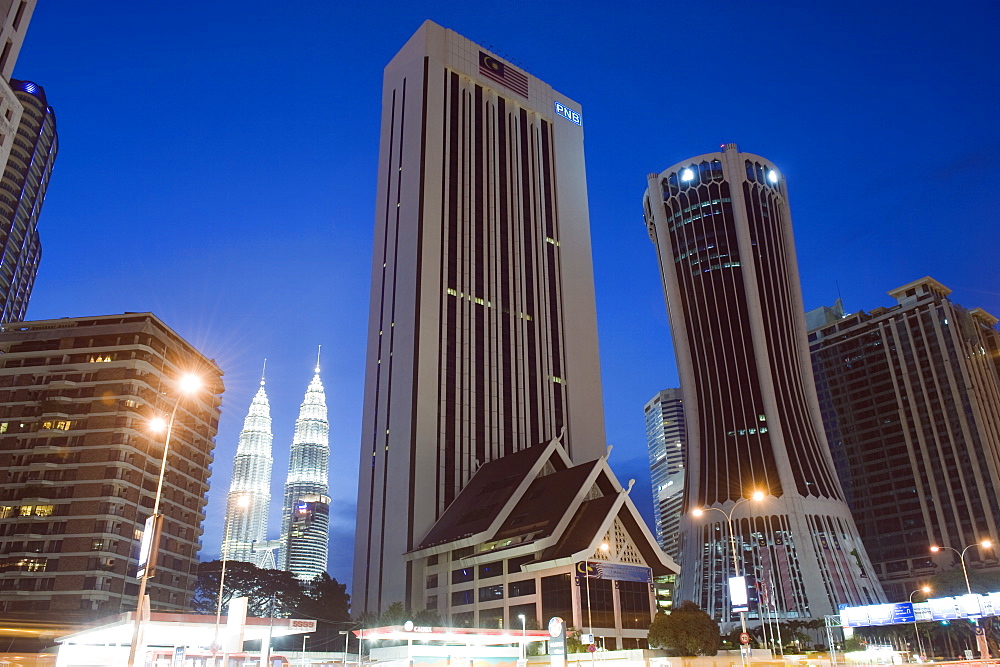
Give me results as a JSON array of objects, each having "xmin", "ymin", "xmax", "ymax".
[
  {"xmin": 554, "ymin": 102, "xmax": 581, "ymax": 126},
  {"xmin": 841, "ymin": 592, "xmax": 1000, "ymax": 627},
  {"xmin": 575, "ymin": 562, "xmax": 651, "ymax": 583},
  {"xmin": 729, "ymin": 576, "xmax": 749, "ymax": 613},
  {"xmin": 548, "ymin": 617, "xmax": 566, "ymax": 667}
]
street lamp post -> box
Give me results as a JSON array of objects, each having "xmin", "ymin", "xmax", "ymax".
[
  {"xmin": 930, "ymin": 541, "xmax": 993, "ymax": 659},
  {"xmin": 518, "ymin": 614, "xmax": 526, "ymax": 662},
  {"xmin": 584, "ymin": 541, "xmax": 610, "ymax": 656},
  {"xmin": 215, "ymin": 493, "xmax": 249, "ymax": 662},
  {"xmin": 126, "ymin": 374, "xmax": 203, "ymax": 667},
  {"xmin": 909, "ymin": 586, "xmax": 930, "ymax": 662},
  {"xmin": 693, "ymin": 490, "xmax": 767, "ymax": 667}
]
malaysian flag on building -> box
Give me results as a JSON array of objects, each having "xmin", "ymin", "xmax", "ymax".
[{"xmin": 478, "ymin": 51, "xmax": 529, "ymax": 98}]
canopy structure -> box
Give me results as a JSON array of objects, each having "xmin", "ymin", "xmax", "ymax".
[
  {"xmin": 359, "ymin": 624, "xmax": 550, "ymax": 646},
  {"xmin": 59, "ymin": 611, "xmax": 316, "ymax": 647}
]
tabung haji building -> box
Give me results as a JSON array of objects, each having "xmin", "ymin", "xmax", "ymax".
[{"xmin": 643, "ymin": 145, "xmax": 885, "ymax": 626}]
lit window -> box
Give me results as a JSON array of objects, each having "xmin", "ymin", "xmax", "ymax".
[
  {"xmin": 758, "ymin": 414, "xmax": 766, "ymax": 422},
  {"xmin": 0, "ymin": 422, "xmax": 7, "ymax": 433},
  {"xmin": 34, "ymin": 505, "xmax": 53, "ymax": 517},
  {"xmin": 680, "ymin": 168, "xmax": 695, "ymax": 182},
  {"xmin": 0, "ymin": 506, "xmax": 13, "ymax": 519},
  {"xmin": 18, "ymin": 505, "xmax": 33, "ymax": 516}
]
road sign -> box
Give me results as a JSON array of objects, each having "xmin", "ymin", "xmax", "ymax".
[
  {"xmin": 739, "ymin": 632, "xmax": 751, "ymax": 645},
  {"xmin": 587, "ymin": 645, "xmax": 597, "ymax": 653}
]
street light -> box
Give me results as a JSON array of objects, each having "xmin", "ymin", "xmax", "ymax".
[
  {"xmin": 909, "ymin": 586, "xmax": 930, "ymax": 662},
  {"xmin": 518, "ymin": 614, "xmax": 526, "ymax": 662},
  {"xmin": 930, "ymin": 540, "xmax": 993, "ymax": 659},
  {"xmin": 584, "ymin": 541, "xmax": 610, "ymax": 646},
  {"xmin": 215, "ymin": 493, "xmax": 250, "ymax": 658},
  {"xmin": 692, "ymin": 490, "xmax": 767, "ymax": 667},
  {"xmin": 127, "ymin": 373, "xmax": 204, "ymax": 667}
]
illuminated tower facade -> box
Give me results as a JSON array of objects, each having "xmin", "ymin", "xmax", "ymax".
[
  {"xmin": 278, "ymin": 361, "xmax": 330, "ymax": 581},
  {"xmin": 221, "ymin": 369, "xmax": 273, "ymax": 567},
  {"xmin": 643, "ymin": 144, "xmax": 884, "ymax": 625},
  {"xmin": 354, "ymin": 20, "xmax": 607, "ymax": 613},
  {"xmin": 645, "ymin": 388, "xmax": 686, "ymax": 561}
]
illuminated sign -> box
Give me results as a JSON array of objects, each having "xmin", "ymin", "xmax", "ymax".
[
  {"xmin": 575, "ymin": 562, "xmax": 651, "ymax": 583},
  {"xmin": 554, "ymin": 102, "xmax": 581, "ymax": 126},
  {"xmin": 842, "ymin": 593, "xmax": 1000, "ymax": 627},
  {"xmin": 730, "ymin": 576, "xmax": 749, "ymax": 613}
]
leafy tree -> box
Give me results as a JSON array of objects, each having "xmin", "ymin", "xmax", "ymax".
[
  {"xmin": 278, "ymin": 572, "xmax": 352, "ymax": 653},
  {"xmin": 647, "ymin": 601, "xmax": 719, "ymax": 656},
  {"xmin": 193, "ymin": 561, "xmax": 307, "ymax": 617}
]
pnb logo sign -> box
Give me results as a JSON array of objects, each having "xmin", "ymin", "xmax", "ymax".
[{"xmin": 554, "ymin": 102, "xmax": 581, "ymax": 125}]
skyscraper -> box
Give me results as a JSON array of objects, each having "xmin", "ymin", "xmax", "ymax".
[
  {"xmin": 643, "ymin": 144, "xmax": 884, "ymax": 624},
  {"xmin": 808, "ymin": 277, "xmax": 1000, "ymax": 600},
  {"xmin": 644, "ymin": 388, "xmax": 686, "ymax": 561},
  {"xmin": 354, "ymin": 20, "xmax": 607, "ymax": 613},
  {"xmin": 278, "ymin": 361, "xmax": 329, "ymax": 581},
  {"xmin": 0, "ymin": 79, "xmax": 55, "ymax": 323},
  {"xmin": 221, "ymin": 366, "xmax": 273, "ymax": 568},
  {"xmin": 0, "ymin": 313, "xmax": 223, "ymax": 618}
]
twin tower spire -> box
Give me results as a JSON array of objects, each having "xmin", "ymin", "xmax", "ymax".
[{"xmin": 221, "ymin": 349, "xmax": 331, "ymax": 581}]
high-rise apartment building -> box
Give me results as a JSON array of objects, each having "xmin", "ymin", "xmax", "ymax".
[
  {"xmin": 0, "ymin": 1, "xmax": 36, "ymax": 171},
  {"xmin": 644, "ymin": 388, "xmax": 686, "ymax": 561},
  {"xmin": 354, "ymin": 21, "xmax": 606, "ymax": 613},
  {"xmin": 643, "ymin": 145, "xmax": 884, "ymax": 625},
  {"xmin": 808, "ymin": 277, "xmax": 1000, "ymax": 600},
  {"xmin": 0, "ymin": 313, "xmax": 223, "ymax": 618},
  {"xmin": 221, "ymin": 371, "xmax": 273, "ymax": 568},
  {"xmin": 278, "ymin": 363, "xmax": 329, "ymax": 581},
  {"xmin": 0, "ymin": 79, "xmax": 56, "ymax": 323}
]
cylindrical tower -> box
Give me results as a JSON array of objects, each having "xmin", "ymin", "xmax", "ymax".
[
  {"xmin": 643, "ymin": 144, "xmax": 884, "ymax": 625},
  {"xmin": 222, "ymin": 372, "xmax": 273, "ymax": 567}
]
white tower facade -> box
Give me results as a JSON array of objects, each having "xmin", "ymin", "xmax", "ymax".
[
  {"xmin": 278, "ymin": 361, "xmax": 330, "ymax": 580},
  {"xmin": 222, "ymin": 371, "xmax": 273, "ymax": 567},
  {"xmin": 354, "ymin": 20, "xmax": 607, "ymax": 614}
]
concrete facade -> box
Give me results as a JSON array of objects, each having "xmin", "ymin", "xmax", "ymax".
[
  {"xmin": 0, "ymin": 313, "xmax": 223, "ymax": 619},
  {"xmin": 643, "ymin": 145, "xmax": 884, "ymax": 625},
  {"xmin": 354, "ymin": 21, "xmax": 606, "ymax": 614}
]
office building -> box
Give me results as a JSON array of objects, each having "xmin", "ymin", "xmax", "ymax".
[
  {"xmin": 278, "ymin": 362, "xmax": 329, "ymax": 581},
  {"xmin": 643, "ymin": 145, "xmax": 884, "ymax": 625},
  {"xmin": 354, "ymin": 21, "xmax": 606, "ymax": 613},
  {"xmin": 808, "ymin": 277, "xmax": 1000, "ymax": 600},
  {"xmin": 0, "ymin": 313, "xmax": 223, "ymax": 618},
  {"xmin": 0, "ymin": 1, "xmax": 36, "ymax": 171},
  {"xmin": 404, "ymin": 437, "xmax": 676, "ymax": 648},
  {"xmin": 221, "ymin": 369, "xmax": 273, "ymax": 568},
  {"xmin": 644, "ymin": 388, "xmax": 686, "ymax": 561}
]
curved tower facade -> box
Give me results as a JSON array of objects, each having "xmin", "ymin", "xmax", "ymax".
[
  {"xmin": 0, "ymin": 79, "xmax": 57, "ymax": 323},
  {"xmin": 222, "ymin": 371, "xmax": 273, "ymax": 567},
  {"xmin": 278, "ymin": 362, "xmax": 330, "ymax": 581},
  {"xmin": 643, "ymin": 144, "xmax": 884, "ymax": 624}
]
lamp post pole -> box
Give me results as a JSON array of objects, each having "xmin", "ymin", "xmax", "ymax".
[
  {"xmin": 693, "ymin": 491, "xmax": 766, "ymax": 667},
  {"xmin": 583, "ymin": 542, "xmax": 609, "ymax": 660},
  {"xmin": 126, "ymin": 375, "xmax": 202, "ymax": 667},
  {"xmin": 909, "ymin": 587, "xmax": 930, "ymax": 662},
  {"xmin": 215, "ymin": 493, "xmax": 249, "ymax": 660},
  {"xmin": 930, "ymin": 541, "xmax": 993, "ymax": 659},
  {"xmin": 518, "ymin": 614, "xmax": 526, "ymax": 662}
]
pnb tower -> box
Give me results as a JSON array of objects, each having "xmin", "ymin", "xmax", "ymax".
[
  {"xmin": 354, "ymin": 21, "xmax": 607, "ymax": 613},
  {"xmin": 643, "ymin": 145, "xmax": 885, "ymax": 624}
]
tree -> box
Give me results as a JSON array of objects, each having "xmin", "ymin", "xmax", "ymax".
[
  {"xmin": 193, "ymin": 561, "xmax": 307, "ymax": 617},
  {"xmin": 647, "ymin": 601, "xmax": 719, "ymax": 656}
]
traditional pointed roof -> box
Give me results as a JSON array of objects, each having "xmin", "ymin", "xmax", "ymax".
[{"xmin": 406, "ymin": 438, "xmax": 677, "ymax": 577}]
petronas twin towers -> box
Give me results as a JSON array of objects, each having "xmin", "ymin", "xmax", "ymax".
[{"xmin": 221, "ymin": 357, "xmax": 331, "ymax": 581}]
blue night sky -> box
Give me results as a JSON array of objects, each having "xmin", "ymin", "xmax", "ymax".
[{"xmin": 13, "ymin": 2, "xmax": 999, "ymax": 596}]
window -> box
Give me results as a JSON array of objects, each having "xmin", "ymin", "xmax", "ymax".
[
  {"xmin": 426, "ymin": 573, "xmax": 438, "ymax": 590},
  {"xmin": 479, "ymin": 584, "xmax": 504, "ymax": 602},
  {"xmin": 452, "ymin": 567, "xmax": 474, "ymax": 584},
  {"xmin": 508, "ymin": 579, "xmax": 536, "ymax": 597},
  {"xmin": 478, "ymin": 561, "xmax": 502, "ymax": 579},
  {"xmin": 541, "ymin": 574, "xmax": 573, "ymax": 624},
  {"xmin": 451, "ymin": 589, "xmax": 474, "ymax": 606},
  {"xmin": 618, "ymin": 580, "xmax": 652, "ymax": 629}
]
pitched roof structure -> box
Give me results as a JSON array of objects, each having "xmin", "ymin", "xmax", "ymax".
[{"xmin": 406, "ymin": 437, "xmax": 676, "ymax": 577}]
